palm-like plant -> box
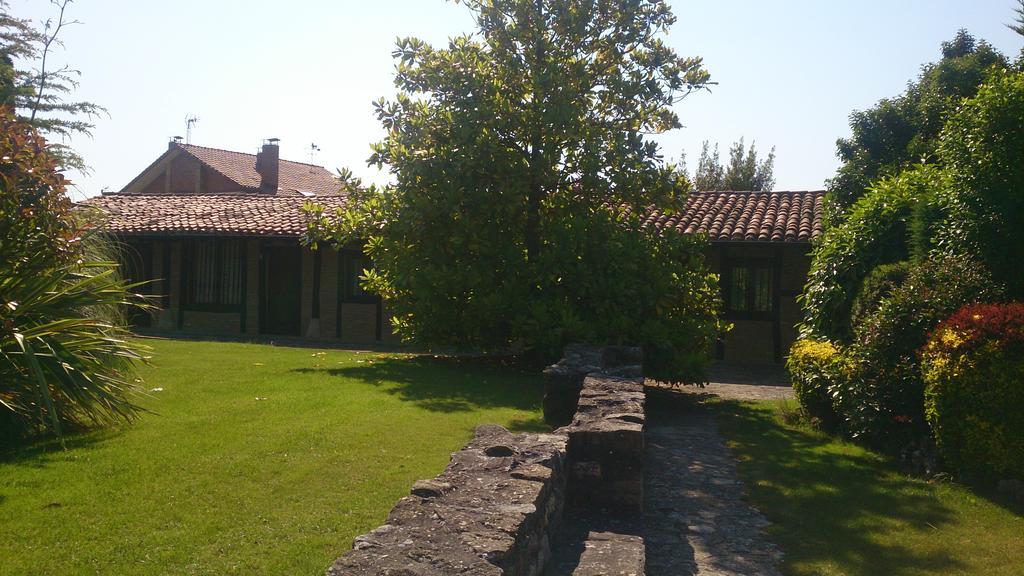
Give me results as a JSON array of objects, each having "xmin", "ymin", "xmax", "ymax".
[{"xmin": 0, "ymin": 106, "xmax": 148, "ymax": 442}]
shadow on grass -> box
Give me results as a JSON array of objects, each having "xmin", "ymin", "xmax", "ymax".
[
  {"xmin": 293, "ymin": 355, "xmax": 549, "ymax": 433},
  {"xmin": 708, "ymin": 397, "xmax": 966, "ymax": 576},
  {"xmin": 0, "ymin": 427, "xmax": 120, "ymax": 465}
]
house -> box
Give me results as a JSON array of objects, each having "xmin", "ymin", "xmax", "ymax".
[
  {"xmin": 645, "ymin": 190, "xmax": 824, "ymax": 363},
  {"xmin": 83, "ymin": 139, "xmax": 392, "ymax": 343},
  {"xmin": 84, "ymin": 139, "xmax": 824, "ymax": 362}
]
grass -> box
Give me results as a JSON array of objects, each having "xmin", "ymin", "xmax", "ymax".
[
  {"xmin": 712, "ymin": 398, "xmax": 1024, "ymax": 576},
  {"xmin": 0, "ymin": 338, "xmax": 546, "ymax": 576}
]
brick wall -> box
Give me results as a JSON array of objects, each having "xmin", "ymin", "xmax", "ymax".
[
  {"xmin": 340, "ymin": 303, "xmax": 378, "ymax": 343},
  {"xmin": 723, "ymin": 321, "xmax": 775, "ymax": 364},
  {"xmin": 181, "ymin": 311, "xmax": 241, "ymax": 333},
  {"xmin": 319, "ymin": 250, "xmax": 339, "ymax": 339}
]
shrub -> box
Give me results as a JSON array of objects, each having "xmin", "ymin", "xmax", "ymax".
[
  {"xmin": 801, "ymin": 166, "xmax": 942, "ymax": 341},
  {"xmin": 922, "ymin": 303, "xmax": 1024, "ymax": 480},
  {"xmin": 840, "ymin": 254, "xmax": 1001, "ymax": 447},
  {"xmin": 0, "ymin": 107, "xmax": 148, "ymax": 441},
  {"xmin": 849, "ymin": 261, "xmax": 910, "ymax": 330},
  {"xmin": 787, "ymin": 339, "xmax": 846, "ymax": 429}
]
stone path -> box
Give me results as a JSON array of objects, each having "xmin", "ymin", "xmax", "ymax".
[
  {"xmin": 644, "ymin": 390, "xmax": 783, "ymax": 576},
  {"xmin": 652, "ymin": 363, "xmax": 795, "ymax": 402}
]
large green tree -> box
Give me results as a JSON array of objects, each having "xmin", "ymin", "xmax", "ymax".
[
  {"xmin": 827, "ymin": 30, "xmax": 1008, "ymax": 215},
  {"xmin": 308, "ymin": 0, "xmax": 723, "ymax": 381}
]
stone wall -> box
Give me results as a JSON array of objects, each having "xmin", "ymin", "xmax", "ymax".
[
  {"xmin": 542, "ymin": 343, "xmax": 642, "ymax": 427},
  {"xmin": 327, "ymin": 425, "xmax": 568, "ymax": 576},
  {"xmin": 327, "ymin": 345, "xmax": 646, "ymax": 576},
  {"xmin": 563, "ymin": 375, "xmax": 645, "ymax": 513}
]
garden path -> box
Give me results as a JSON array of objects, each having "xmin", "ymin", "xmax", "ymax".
[{"xmin": 644, "ymin": 389, "xmax": 784, "ymax": 576}]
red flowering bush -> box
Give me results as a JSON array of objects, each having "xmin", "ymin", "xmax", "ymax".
[{"xmin": 921, "ymin": 303, "xmax": 1024, "ymax": 480}]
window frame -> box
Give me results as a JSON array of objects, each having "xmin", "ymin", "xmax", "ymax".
[
  {"xmin": 723, "ymin": 257, "xmax": 777, "ymax": 321},
  {"xmin": 182, "ymin": 238, "xmax": 246, "ymax": 313},
  {"xmin": 339, "ymin": 249, "xmax": 378, "ymax": 305}
]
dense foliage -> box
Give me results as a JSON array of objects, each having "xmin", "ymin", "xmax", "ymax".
[
  {"xmin": 0, "ymin": 107, "xmax": 146, "ymax": 441},
  {"xmin": 936, "ymin": 70, "xmax": 1024, "ymax": 299},
  {"xmin": 922, "ymin": 303, "xmax": 1024, "ymax": 480},
  {"xmin": 848, "ymin": 261, "xmax": 910, "ymax": 331},
  {"xmin": 800, "ymin": 166, "xmax": 940, "ymax": 341},
  {"xmin": 827, "ymin": 31, "xmax": 1008, "ymax": 215},
  {"xmin": 833, "ymin": 255, "xmax": 1000, "ymax": 446},
  {"xmin": 794, "ymin": 36, "xmax": 1024, "ymax": 465},
  {"xmin": 307, "ymin": 0, "xmax": 724, "ymax": 383}
]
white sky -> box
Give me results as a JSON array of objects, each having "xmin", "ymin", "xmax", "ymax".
[{"xmin": 9, "ymin": 0, "xmax": 1024, "ymax": 200}]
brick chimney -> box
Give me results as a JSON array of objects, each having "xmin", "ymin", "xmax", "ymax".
[{"xmin": 255, "ymin": 138, "xmax": 280, "ymax": 192}]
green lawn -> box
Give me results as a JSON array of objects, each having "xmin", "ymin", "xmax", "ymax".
[
  {"xmin": 0, "ymin": 338, "xmax": 545, "ymax": 576},
  {"xmin": 713, "ymin": 399, "xmax": 1024, "ymax": 576}
]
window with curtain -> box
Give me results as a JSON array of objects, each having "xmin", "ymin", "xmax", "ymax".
[{"xmin": 186, "ymin": 239, "xmax": 243, "ymax": 308}]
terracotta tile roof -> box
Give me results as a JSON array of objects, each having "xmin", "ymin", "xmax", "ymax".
[
  {"xmin": 84, "ymin": 189, "xmax": 824, "ymax": 242},
  {"xmin": 644, "ymin": 190, "xmax": 825, "ymax": 243},
  {"xmin": 81, "ymin": 193, "xmax": 347, "ymax": 237},
  {"xmin": 129, "ymin": 143, "xmax": 342, "ymax": 196}
]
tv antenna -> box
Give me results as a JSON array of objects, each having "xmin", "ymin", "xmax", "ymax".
[
  {"xmin": 309, "ymin": 142, "xmax": 321, "ymax": 169},
  {"xmin": 185, "ymin": 115, "xmax": 200, "ymax": 144}
]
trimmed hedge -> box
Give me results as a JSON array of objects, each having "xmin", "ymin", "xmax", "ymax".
[{"xmin": 922, "ymin": 303, "xmax": 1024, "ymax": 480}]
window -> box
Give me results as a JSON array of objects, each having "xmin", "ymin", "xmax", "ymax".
[
  {"xmin": 185, "ymin": 239, "xmax": 243, "ymax": 309},
  {"xmin": 340, "ymin": 250, "xmax": 376, "ymax": 303},
  {"xmin": 725, "ymin": 261, "xmax": 774, "ymax": 319}
]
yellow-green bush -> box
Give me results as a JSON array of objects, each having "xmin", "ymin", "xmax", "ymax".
[
  {"xmin": 921, "ymin": 303, "xmax": 1024, "ymax": 480},
  {"xmin": 787, "ymin": 339, "xmax": 848, "ymax": 429}
]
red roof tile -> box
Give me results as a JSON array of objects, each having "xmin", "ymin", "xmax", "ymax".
[
  {"xmin": 121, "ymin": 143, "xmax": 342, "ymax": 197},
  {"xmin": 178, "ymin": 144, "xmax": 341, "ymax": 196},
  {"xmin": 81, "ymin": 193, "xmax": 347, "ymax": 237},
  {"xmin": 644, "ymin": 190, "xmax": 825, "ymax": 243},
  {"xmin": 84, "ymin": 189, "xmax": 824, "ymax": 242}
]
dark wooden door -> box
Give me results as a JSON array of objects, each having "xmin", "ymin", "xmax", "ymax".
[{"xmin": 261, "ymin": 245, "xmax": 301, "ymax": 336}]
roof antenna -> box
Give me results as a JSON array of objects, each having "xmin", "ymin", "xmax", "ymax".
[
  {"xmin": 185, "ymin": 115, "xmax": 200, "ymax": 144},
  {"xmin": 309, "ymin": 142, "xmax": 320, "ymax": 170}
]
